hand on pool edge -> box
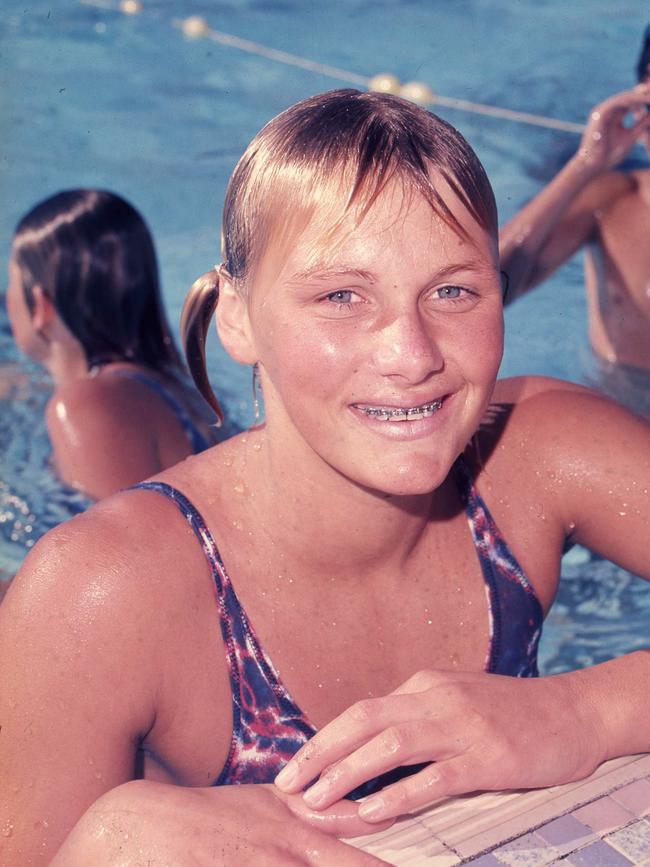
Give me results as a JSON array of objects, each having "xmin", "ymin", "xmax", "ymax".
[{"xmin": 274, "ymin": 668, "xmax": 609, "ymax": 823}]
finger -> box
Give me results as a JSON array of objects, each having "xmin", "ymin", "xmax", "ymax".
[
  {"xmin": 356, "ymin": 757, "xmax": 472, "ymax": 823},
  {"xmin": 274, "ymin": 694, "xmax": 423, "ymax": 794},
  {"xmin": 595, "ymin": 85, "xmax": 650, "ymax": 115},
  {"xmin": 277, "ymin": 790, "xmax": 395, "ymax": 838},
  {"xmin": 300, "ymin": 720, "xmax": 452, "ymax": 810}
]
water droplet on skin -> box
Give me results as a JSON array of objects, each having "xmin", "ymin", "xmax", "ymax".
[
  {"xmin": 427, "ymin": 619, "xmax": 432, "ymax": 625},
  {"xmin": 253, "ymin": 443, "xmax": 262, "ymax": 451},
  {"xmin": 232, "ymin": 520, "xmax": 243, "ymax": 531},
  {"xmin": 224, "ymin": 459, "xmax": 233, "ymax": 467},
  {"xmin": 1, "ymin": 825, "xmax": 14, "ymax": 837},
  {"xmin": 233, "ymin": 483, "xmax": 245, "ymax": 494},
  {"xmin": 619, "ymin": 512, "xmax": 627, "ymax": 517}
]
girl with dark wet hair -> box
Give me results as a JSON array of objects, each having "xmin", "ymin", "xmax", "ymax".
[
  {"xmin": 1, "ymin": 92, "xmax": 649, "ymax": 866},
  {"xmin": 7, "ymin": 189, "xmax": 217, "ymax": 499}
]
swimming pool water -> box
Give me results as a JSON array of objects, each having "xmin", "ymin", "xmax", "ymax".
[{"xmin": 1, "ymin": 0, "xmax": 649, "ymax": 669}]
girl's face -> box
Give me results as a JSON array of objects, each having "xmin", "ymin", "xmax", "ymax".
[
  {"xmin": 6, "ymin": 255, "xmax": 45, "ymax": 362},
  {"xmin": 245, "ymin": 177, "xmax": 503, "ymax": 496}
]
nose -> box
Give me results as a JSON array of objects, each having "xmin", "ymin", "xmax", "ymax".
[{"xmin": 371, "ymin": 310, "xmax": 444, "ymax": 384}]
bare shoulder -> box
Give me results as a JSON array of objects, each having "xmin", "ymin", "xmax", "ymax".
[
  {"xmin": 485, "ymin": 375, "xmax": 649, "ymax": 466},
  {"xmin": 46, "ymin": 375, "xmax": 139, "ymax": 428},
  {"xmin": 4, "ymin": 489, "xmax": 179, "ymax": 642}
]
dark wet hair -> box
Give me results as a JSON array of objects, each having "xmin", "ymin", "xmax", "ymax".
[
  {"xmin": 12, "ymin": 189, "xmax": 185, "ymax": 374},
  {"xmin": 637, "ymin": 25, "xmax": 650, "ymax": 82},
  {"xmin": 182, "ymin": 88, "xmax": 498, "ymax": 410}
]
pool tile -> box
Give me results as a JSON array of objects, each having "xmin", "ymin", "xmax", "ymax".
[
  {"xmin": 611, "ymin": 778, "xmax": 650, "ymax": 817},
  {"xmin": 536, "ymin": 813, "xmax": 595, "ymax": 850},
  {"xmin": 573, "ymin": 796, "xmax": 636, "ymax": 834},
  {"xmin": 606, "ymin": 818, "xmax": 650, "ymax": 862},
  {"xmin": 491, "ymin": 831, "xmax": 557, "ymax": 866},
  {"xmin": 563, "ymin": 839, "xmax": 633, "ymax": 866}
]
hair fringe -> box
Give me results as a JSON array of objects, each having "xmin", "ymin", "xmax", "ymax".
[{"xmin": 180, "ymin": 270, "xmax": 224, "ymax": 426}]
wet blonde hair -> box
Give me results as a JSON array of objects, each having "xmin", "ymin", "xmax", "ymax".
[{"xmin": 181, "ymin": 88, "xmax": 497, "ymax": 411}]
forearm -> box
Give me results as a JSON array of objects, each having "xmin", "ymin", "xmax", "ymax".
[
  {"xmin": 499, "ymin": 154, "xmax": 597, "ymax": 301},
  {"xmin": 567, "ymin": 649, "xmax": 650, "ymax": 763}
]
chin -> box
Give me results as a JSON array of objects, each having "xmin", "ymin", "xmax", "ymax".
[{"xmin": 358, "ymin": 456, "xmax": 456, "ymax": 498}]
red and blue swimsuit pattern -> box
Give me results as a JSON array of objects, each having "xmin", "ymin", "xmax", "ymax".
[{"xmin": 135, "ymin": 455, "xmax": 543, "ymax": 792}]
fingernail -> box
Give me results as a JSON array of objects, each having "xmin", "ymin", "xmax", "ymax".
[
  {"xmin": 358, "ymin": 797, "xmax": 387, "ymax": 821},
  {"xmin": 275, "ymin": 761, "xmax": 298, "ymax": 790},
  {"xmin": 303, "ymin": 779, "xmax": 331, "ymax": 808}
]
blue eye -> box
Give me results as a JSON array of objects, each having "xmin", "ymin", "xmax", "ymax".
[
  {"xmin": 326, "ymin": 290, "xmax": 355, "ymax": 304},
  {"xmin": 436, "ymin": 286, "xmax": 463, "ymax": 299}
]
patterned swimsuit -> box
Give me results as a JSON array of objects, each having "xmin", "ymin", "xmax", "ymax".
[{"xmin": 135, "ymin": 456, "xmax": 543, "ymax": 790}]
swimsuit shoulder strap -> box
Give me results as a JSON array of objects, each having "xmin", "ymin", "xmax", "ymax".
[
  {"xmin": 132, "ymin": 480, "xmax": 315, "ymax": 784},
  {"xmin": 454, "ymin": 455, "xmax": 543, "ymax": 676}
]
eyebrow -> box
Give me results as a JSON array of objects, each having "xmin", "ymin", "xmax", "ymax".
[
  {"xmin": 288, "ymin": 260, "xmax": 492, "ymax": 284},
  {"xmin": 287, "ymin": 265, "xmax": 377, "ymax": 284}
]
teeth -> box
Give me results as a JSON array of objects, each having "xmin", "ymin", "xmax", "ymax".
[{"xmin": 358, "ymin": 399, "xmax": 442, "ymax": 421}]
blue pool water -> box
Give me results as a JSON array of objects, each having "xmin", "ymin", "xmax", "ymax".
[{"xmin": 1, "ymin": 0, "xmax": 648, "ymax": 669}]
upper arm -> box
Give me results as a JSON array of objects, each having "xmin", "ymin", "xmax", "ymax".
[
  {"xmin": 0, "ymin": 511, "xmax": 160, "ymax": 865},
  {"xmin": 500, "ymin": 172, "xmax": 632, "ymax": 300},
  {"xmin": 46, "ymin": 380, "xmax": 162, "ymax": 500},
  {"xmin": 508, "ymin": 382, "xmax": 650, "ymax": 579},
  {"xmin": 557, "ymin": 395, "xmax": 650, "ymax": 577},
  {"xmin": 526, "ymin": 174, "xmax": 627, "ymax": 287}
]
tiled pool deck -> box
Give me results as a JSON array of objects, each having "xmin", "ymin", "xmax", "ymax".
[{"xmin": 352, "ymin": 755, "xmax": 650, "ymax": 865}]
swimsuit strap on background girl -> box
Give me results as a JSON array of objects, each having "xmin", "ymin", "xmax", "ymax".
[{"xmin": 101, "ymin": 368, "xmax": 210, "ymax": 454}]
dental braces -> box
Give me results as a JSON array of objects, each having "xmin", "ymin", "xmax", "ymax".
[{"xmin": 360, "ymin": 399, "xmax": 442, "ymax": 421}]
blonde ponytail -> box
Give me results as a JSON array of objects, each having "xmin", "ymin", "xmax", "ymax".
[{"xmin": 181, "ymin": 270, "xmax": 224, "ymax": 426}]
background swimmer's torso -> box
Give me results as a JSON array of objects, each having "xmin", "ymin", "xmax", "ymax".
[{"xmin": 1, "ymin": 0, "xmax": 649, "ymax": 668}]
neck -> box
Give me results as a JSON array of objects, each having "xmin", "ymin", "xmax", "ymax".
[
  {"xmin": 44, "ymin": 340, "xmax": 89, "ymax": 386},
  {"xmin": 235, "ymin": 426, "xmax": 459, "ymax": 580}
]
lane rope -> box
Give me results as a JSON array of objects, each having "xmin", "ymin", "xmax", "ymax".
[{"xmin": 79, "ymin": 0, "xmax": 585, "ymax": 134}]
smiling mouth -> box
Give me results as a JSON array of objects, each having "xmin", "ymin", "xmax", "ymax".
[{"xmin": 353, "ymin": 398, "xmax": 443, "ymax": 421}]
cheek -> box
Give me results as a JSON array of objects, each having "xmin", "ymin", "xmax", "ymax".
[
  {"xmin": 259, "ymin": 318, "xmax": 354, "ymax": 397},
  {"xmin": 446, "ymin": 310, "xmax": 504, "ymax": 384}
]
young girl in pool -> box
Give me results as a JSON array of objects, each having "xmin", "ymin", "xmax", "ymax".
[
  {"xmin": 1, "ymin": 91, "xmax": 649, "ymax": 866},
  {"xmin": 6, "ymin": 189, "xmax": 217, "ymax": 501}
]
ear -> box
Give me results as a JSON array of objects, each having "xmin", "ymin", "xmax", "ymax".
[
  {"xmin": 30, "ymin": 285, "xmax": 57, "ymax": 333},
  {"xmin": 216, "ymin": 273, "xmax": 257, "ymax": 365}
]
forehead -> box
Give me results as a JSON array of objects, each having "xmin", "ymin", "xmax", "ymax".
[{"xmin": 255, "ymin": 174, "xmax": 497, "ymax": 288}]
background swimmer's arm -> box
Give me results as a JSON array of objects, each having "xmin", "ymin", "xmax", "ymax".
[
  {"xmin": 500, "ymin": 85, "xmax": 650, "ymax": 302},
  {"xmin": 46, "ymin": 376, "xmax": 171, "ymax": 500},
  {"xmin": 0, "ymin": 513, "xmax": 161, "ymax": 866},
  {"xmin": 500, "ymin": 169, "xmax": 627, "ymax": 301}
]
